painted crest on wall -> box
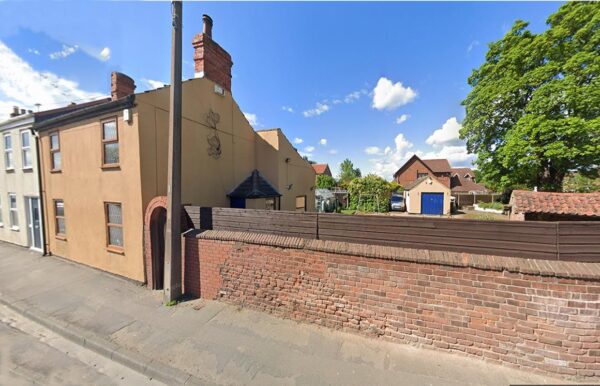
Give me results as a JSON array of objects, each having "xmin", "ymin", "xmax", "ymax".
[{"xmin": 205, "ymin": 109, "xmax": 222, "ymax": 159}]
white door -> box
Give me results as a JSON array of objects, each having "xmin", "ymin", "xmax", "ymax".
[{"xmin": 27, "ymin": 197, "xmax": 43, "ymax": 251}]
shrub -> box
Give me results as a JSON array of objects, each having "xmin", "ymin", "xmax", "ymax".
[
  {"xmin": 316, "ymin": 175, "xmax": 337, "ymax": 190},
  {"xmin": 348, "ymin": 174, "xmax": 394, "ymax": 213}
]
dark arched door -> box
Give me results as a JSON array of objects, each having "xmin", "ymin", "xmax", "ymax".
[{"xmin": 150, "ymin": 207, "xmax": 167, "ymax": 289}]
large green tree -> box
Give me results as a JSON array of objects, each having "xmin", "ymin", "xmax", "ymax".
[
  {"xmin": 461, "ymin": 2, "xmax": 600, "ymax": 192},
  {"xmin": 338, "ymin": 158, "xmax": 362, "ymax": 185}
]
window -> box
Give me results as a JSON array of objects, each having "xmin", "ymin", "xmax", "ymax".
[
  {"xmin": 4, "ymin": 133, "xmax": 13, "ymax": 169},
  {"xmin": 8, "ymin": 194, "xmax": 18, "ymax": 229},
  {"xmin": 105, "ymin": 202, "xmax": 123, "ymax": 249},
  {"xmin": 54, "ymin": 200, "xmax": 66, "ymax": 237},
  {"xmin": 417, "ymin": 172, "xmax": 429, "ymax": 178},
  {"xmin": 49, "ymin": 132, "xmax": 61, "ymax": 171},
  {"xmin": 295, "ymin": 195, "xmax": 306, "ymax": 212},
  {"xmin": 102, "ymin": 120, "xmax": 119, "ymax": 166},
  {"xmin": 21, "ymin": 130, "xmax": 32, "ymax": 169},
  {"xmin": 265, "ymin": 197, "xmax": 276, "ymax": 210}
]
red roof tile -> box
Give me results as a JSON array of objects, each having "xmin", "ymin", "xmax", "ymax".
[
  {"xmin": 510, "ymin": 190, "xmax": 600, "ymax": 217},
  {"xmin": 422, "ymin": 159, "xmax": 451, "ymax": 173},
  {"xmin": 312, "ymin": 163, "xmax": 330, "ymax": 176},
  {"xmin": 450, "ymin": 167, "xmax": 489, "ymax": 193}
]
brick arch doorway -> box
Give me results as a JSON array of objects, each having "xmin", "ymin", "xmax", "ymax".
[
  {"xmin": 144, "ymin": 196, "xmax": 193, "ymax": 290},
  {"xmin": 150, "ymin": 207, "xmax": 167, "ymax": 289}
]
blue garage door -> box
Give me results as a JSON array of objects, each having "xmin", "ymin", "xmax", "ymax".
[{"xmin": 421, "ymin": 193, "xmax": 444, "ymax": 215}]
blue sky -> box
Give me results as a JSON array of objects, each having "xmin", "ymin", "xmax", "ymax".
[{"xmin": 0, "ymin": 1, "xmax": 562, "ymax": 178}]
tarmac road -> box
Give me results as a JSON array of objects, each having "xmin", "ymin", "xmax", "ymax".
[{"xmin": 0, "ymin": 304, "xmax": 163, "ymax": 386}]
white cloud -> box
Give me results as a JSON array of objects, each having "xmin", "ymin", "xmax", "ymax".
[
  {"xmin": 426, "ymin": 117, "xmax": 463, "ymax": 147},
  {"xmin": 142, "ymin": 78, "xmax": 166, "ymax": 90},
  {"xmin": 304, "ymin": 146, "xmax": 315, "ymax": 153},
  {"xmin": 319, "ymin": 138, "xmax": 327, "ymax": 146},
  {"xmin": 421, "ymin": 145, "xmax": 473, "ymax": 164},
  {"xmin": 467, "ymin": 40, "xmax": 480, "ymax": 53},
  {"xmin": 0, "ymin": 41, "xmax": 105, "ymax": 121},
  {"xmin": 372, "ymin": 77, "xmax": 417, "ymax": 111},
  {"xmin": 396, "ymin": 114, "xmax": 410, "ymax": 125},
  {"xmin": 282, "ymin": 106, "xmax": 294, "ymax": 113},
  {"xmin": 293, "ymin": 137, "xmax": 303, "ymax": 144},
  {"xmin": 329, "ymin": 149, "xmax": 338, "ymax": 155},
  {"xmin": 368, "ymin": 133, "xmax": 414, "ymax": 179},
  {"xmin": 344, "ymin": 91, "xmax": 361, "ymax": 104},
  {"xmin": 365, "ymin": 146, "xmax": 382, "ymax": 155},
  {"xmin": 303, "ymin": 102, "xmax": 330, "ymax": 117},
  {"xmin": 243, "ymin": 112, "xmax": 258, "ymax": 126},
  {"xmin": 99, "ymin": 47, "xmax": 111, "ymax": 61},
  {"xmin": 28, "ymin": 48, "xmax": 40, "ymax": 55},
  {"xmin": 49, "ymin": 44, "xmax": 78, "ymax": 60}
]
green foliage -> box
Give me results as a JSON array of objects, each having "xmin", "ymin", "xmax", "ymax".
[
  {"xmin": 388, "ymin": 180, "xmax": 404, "ymax": 193},
  {"xmin": 347, "ymin": 174, "xmax": 394, "ymax": 213},
  {"xmin": 563, "ymin": 172, "xmax": 600, "ymax": 192},
  {"xmin": 461, "ymin": 3, "xmax": 600, "ymax": 192},
  {"xmin": 338, "ymin": 159, "xmax": 362, "ymax": 185},
  {"xmin": 316, "ymin": 174, "xmax": 337, "ymax": 190}
]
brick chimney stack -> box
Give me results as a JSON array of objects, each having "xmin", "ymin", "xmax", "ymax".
[
  {"xmin": 111, "ymin": 72, "xmax": 136, "ymax": 100},
  {"xmin": 9, "ymin": 106, "xmax": 19, "ymax": 118},
  {"xmin": 192, "ymin": 14, "xmax": 233, "ymax": 92}
]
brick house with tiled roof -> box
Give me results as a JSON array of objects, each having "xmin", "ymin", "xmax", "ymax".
[
  {"xmin": 393, "ymin": 155, "xmax": 451, "ymax": 188},
  {"xmin": 450, "ymin": 167, "xmax": 489, "ymax": 193},
  {"xmin": 312, "ymin": 163, "xmax": 332, "ymax": 177},
  {"xmin": 509, "ymin": 190, "xmax": 600, "ymax": 221}
]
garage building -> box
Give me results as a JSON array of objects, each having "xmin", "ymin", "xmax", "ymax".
[{"xmin": 404, "ymin": 176, "xmax": 451, "ymax": 215}]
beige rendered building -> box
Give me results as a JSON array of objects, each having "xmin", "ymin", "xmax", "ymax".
[
  {"xmin": 404, "ymin": 176, "xmax": 451, "ymax": 215},
  {"xmin": 34, "ymin": 15, "xmax": 315, "ymax": 282}
]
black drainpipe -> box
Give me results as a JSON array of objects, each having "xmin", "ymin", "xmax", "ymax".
[{"xmin": 31, "ymin": 127, "xmax": 48, "ymax": 256}]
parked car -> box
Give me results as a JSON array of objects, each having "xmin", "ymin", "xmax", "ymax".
[{"xmin": 390, "ymin": 194, "xmax": 405, "ymax": 211}]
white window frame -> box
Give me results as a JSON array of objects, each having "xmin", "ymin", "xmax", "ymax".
[
  {"xmin": 8, "ymin": 193, "xmax": 18, "ymax": 230},
  {"xmin": 20, "ymin": 130, "xmax": 32, "ymax": 169},
  {"xmin": 4, "ymin": 133, "xmax": 13, "ymax": 170},
  {"xmin": 49, "ymin": 132, "xmax": 61, "ymax": 171}
]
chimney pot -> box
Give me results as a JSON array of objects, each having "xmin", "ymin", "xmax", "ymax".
[
  {"xmin": 111, "ymin": 72, "xmax": 136, "ymax": 100},
  {"xmin": 202, "ymin": 14, "xmax": 213, "ymax": 38},
  {"xmin": 20, "ymin": 109, "xmax": 26, "ymax": 115}
]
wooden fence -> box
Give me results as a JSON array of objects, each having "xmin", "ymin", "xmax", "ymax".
[{"xmin": 185, "ymin": 206, "xmax": 600, "ymax": 262}]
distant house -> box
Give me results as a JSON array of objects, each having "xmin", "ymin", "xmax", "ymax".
[
  {"xmin": 393, "ymin": 155, "xmax": 451, "ymax": 188},
  {"xmin": 404, "ymin": 176, "xmax": 451, "ymax": 215},
  {"xmin": 393, "ymin": 155, "xmax": 491, "ymax": 215},
  {"xmin": 450, "ymin": 167, "xmax": 489, "ymax": 194},
  {"xmin": 509, "ymin": 190, "xmax": 600, "ymax": 221},
  {"xmin": 312, "ymin": 163, "xmax": 332, "ymax": 177}
]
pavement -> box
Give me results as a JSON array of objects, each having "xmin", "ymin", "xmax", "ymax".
[
  {"xmin": 0, "ymin": 304, "xmax": 164, "ymax": 385},
  {"xmin": 0, "ymin": 241, "xmax": 569, "ymax": 386}
]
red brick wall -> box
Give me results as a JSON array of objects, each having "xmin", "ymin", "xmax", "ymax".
[
  {"xmin": 192, "ymin": 33, "xmax": 232, "ymax": 92},
  {"xmin": 185, "ymin": 233, "xmax": 600, "ymax": 380}
]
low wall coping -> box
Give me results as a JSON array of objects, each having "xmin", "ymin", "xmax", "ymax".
[{"xmin": 188, "ymin": 229, "xmax": 600, "ymax": 281}]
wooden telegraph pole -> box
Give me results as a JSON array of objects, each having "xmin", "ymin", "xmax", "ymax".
[{"xmin": 164, "ymin": 0, "xmax": 183, "ymax": 303}]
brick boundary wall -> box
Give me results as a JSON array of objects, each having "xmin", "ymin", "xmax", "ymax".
[{"xmin": 183, "ymin": 230, "xmax": 600, "ymax": 380}]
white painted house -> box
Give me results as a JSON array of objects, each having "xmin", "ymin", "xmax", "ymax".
[{"xmin": 0, "ymin": 108, "xmax": 44, "ymax": 251}]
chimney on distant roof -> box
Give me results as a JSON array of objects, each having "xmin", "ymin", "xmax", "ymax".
[
  {"xmin": 111, "ymin": 72, "xmax": 136, "ymax": 100},
  {"xmin": 10, "ymin": 106, "xmax": 19, "ymax": 118},
  {"xmin": 192, "ymin": 14, "xmax": 233, "ymax": 92}
]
